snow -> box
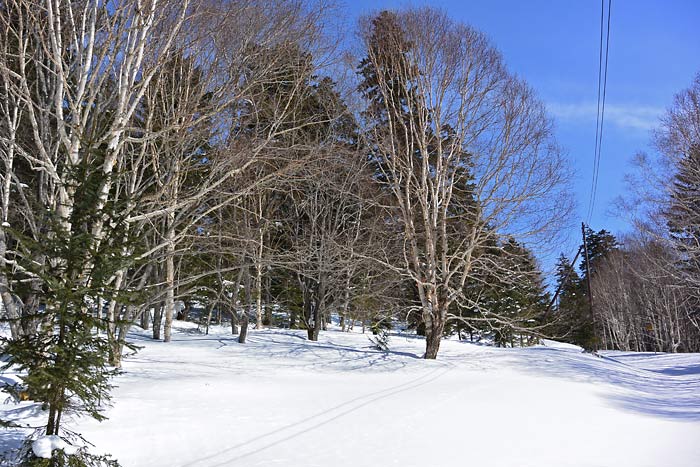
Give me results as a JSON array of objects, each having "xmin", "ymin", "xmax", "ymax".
[
  {"xmin": 540, "ymin": 338, "xmax": 583, "ymax": 350},
  {"xmin": 31, "ymin": 435, "xmax": 78, "ymax": 459},
  {"xmin": 2, "ymin": 321, "xmax": 700, "ymax": 466}
]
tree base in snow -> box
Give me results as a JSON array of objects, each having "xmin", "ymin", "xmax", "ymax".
[{"xmin": 3, "ymin": 430, "xmax": 120, "ymax": 467}]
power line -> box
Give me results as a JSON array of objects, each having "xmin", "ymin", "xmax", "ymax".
[
  {"xmin": 587, "ymin": 0, "xmax": 612, "ymax": 223},
  {"xmin": 587, "ymin": 0, "xmax": 604, "ymax": 222}
]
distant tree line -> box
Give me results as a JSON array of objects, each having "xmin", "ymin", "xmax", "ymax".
[{"xmin": 554, "ymin": 75, "xmax": 700, "ymax": 354}]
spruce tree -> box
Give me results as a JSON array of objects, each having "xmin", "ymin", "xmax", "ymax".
[
  {"xmin": 580, "ymin": 228, "xmax": 619, "ymax": 279},
  {"xmin": 1, "ymin": 164, "xmax": 126, "ymax": 466},
  {"xmin": 667, "ymin": 144, "xmax": 700, "ymax": 275},
  {"xmin": 554, "ymin": 229, "xmax": 618, "ymax": 350},
  {"xmin": 552, "ymin": 253, "xmax": 588, "ymax": 346},
  {"xmin": 486, "ymin": 239, "xmax": 548, "ymax": 347}
]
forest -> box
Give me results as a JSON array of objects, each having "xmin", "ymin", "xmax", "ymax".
[{"xmin": 0, "ymin": 1, "xmax": 699, "ymax": 465}]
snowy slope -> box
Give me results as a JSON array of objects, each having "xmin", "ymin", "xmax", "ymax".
[{"xmin": 2, "ymin": 321, "xmax": 700, "ymax": 467}]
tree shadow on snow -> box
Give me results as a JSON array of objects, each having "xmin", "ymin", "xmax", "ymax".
[
  {"xmin": 647, "ymin": 363, "xmax": 700, "ymax": 376},
  {"xmin": 0, "ymin": 375, "xmax": 17, "ymax": 387},
  {"xmin": 0, "ymin": 429, "xmax": 27, "ymax": 466},
  {"xmin": 520, "ymin": 347, "xmax": 700, "ymax": 421},
  {"xmin": 236, "ymin": 332, "xmax": 421, "ymax": 373},
  {"xmin": 122, "ymin": 328, "xmax": 424, "ymax": 378}
]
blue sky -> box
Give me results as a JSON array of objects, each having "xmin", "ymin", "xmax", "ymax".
[{"xmin": 344, "ymin": 0, "xmax": 700, "ymax": 267}]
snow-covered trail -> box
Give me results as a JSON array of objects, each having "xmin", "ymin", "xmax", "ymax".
[{"xmin": 3, "ymin": 322, "xmax": 700, "ymax": 466}]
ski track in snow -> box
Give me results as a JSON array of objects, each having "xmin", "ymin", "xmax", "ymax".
[
  {"xmin": 2, "ymin": 321, "xmax": 700, "ymax": 467},
  {"xmin": 183, "ymin": 365, "xmax": 453, "ymax": 467}
]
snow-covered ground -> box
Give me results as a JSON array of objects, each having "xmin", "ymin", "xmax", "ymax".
[{"xmin": 2, "ymin": 321, "xmax": 700, "ymax": 466}]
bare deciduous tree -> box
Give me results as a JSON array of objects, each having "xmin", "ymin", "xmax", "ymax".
[
  {"xmin": 358, "ymin": 8, "xmax": 570, "ymax": 358},
  {"xmin": 592, "ymin": 234, "xmax": 700, "ymax": 352}
]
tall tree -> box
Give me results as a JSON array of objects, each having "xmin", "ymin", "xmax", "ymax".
[{"xmin": 357, "ymin": 8, "xmax": 570, "ymax": 359}]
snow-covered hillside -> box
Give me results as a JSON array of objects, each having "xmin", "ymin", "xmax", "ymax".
[{"xmin": 2, "ymin": 322, "xmax": 700, "ymax": 467}]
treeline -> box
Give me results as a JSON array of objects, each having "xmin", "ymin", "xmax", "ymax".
[
  {"xmin": 0, "ymin": 1, "xmax": 572, "ymax": 461},
  {"xmin": 554, "ymin": 75, "xmax": 700, "ymax": 354}
]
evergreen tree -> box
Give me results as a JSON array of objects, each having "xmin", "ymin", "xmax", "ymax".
[
  {"xmin": 583, "ymin": 228, "xmax": 619, "ymax": 349},
  {"xmin": 1, "ymin": 166, "xmax": 127, "ymax": 465},
  {"xmin": 666, "ymin": 144, "xmax": 700, "ymax": 275},
  {"xmin": 553, "ymin": 229, "xmax": 618, "ymax": 350},
  {"xmin": 552, "ymin": 253, "xmax": 589, "ymax": 347},
  {"xmin": 484, "ymin": 239, "xmax": 549, "ymax": 347},
  {"xmin": 580, "ymin": 228, "xmax": 619, "ymax": 279}
]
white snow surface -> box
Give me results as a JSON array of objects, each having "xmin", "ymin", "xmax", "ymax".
[
  {"xmin": 31, "ymin": 436, "xmax": 78, "ymax": 459},
  {"xmin": 2, "ymin": 321, "xmax": 700, "ymax": 466}
]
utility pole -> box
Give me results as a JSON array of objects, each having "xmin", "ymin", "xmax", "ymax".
[{"xmin": 581, "ymin": 222, "xmax": 596, "ymax": 351}]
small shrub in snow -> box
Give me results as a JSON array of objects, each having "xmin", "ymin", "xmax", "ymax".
[{"xmin": 368, "ymin": 326, "xmax": 390, "ymax": 351}]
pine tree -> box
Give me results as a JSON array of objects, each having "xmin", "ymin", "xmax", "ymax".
[{"xmin": 667, "ymin": 144, "xmax": 700, "ymax": 274}]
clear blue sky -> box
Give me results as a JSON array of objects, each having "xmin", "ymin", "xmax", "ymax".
[{"xmin": 344, "ymin": 0, "xmax": 700, "ymax": 268}]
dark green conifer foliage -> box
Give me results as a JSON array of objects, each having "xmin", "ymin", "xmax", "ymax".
[
  {"xmin": 667, "ymin": 145, "xmax": 700, "ymax": 272},
  {"xmin": 552, "ymin": 253, "xmax": 588, "ymax": 347},
  {"xmin": 580, "ymin": 228, "xmax": 619, "ymax": 279},
  {"xmin": 481, "ymin": 239, "xmax": 549, "ymax": 347},
  {"xmin": 553, "ymin": 229, "xmax": 618, "ymax": 350},
  {"xmin": 1, "ymin": 162, "xmax": 130, "ymax": 466}
]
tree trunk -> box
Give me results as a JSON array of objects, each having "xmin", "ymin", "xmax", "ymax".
[
  {"xmin": 239, "ymin": 312, "xmax": 249, "ymax": 343},
  {"xmin": 231, "ymin": 307, "xmax": 239, "ymax": 335},
  {"xmin": 0, "ymin": 286, "xmax": 20, "ymax": 339},
  {"xmin": 22, "ymin": 272, "xmax": 44, "ymax": 336},
  {"xmin": 112, "ymin": 304, "xmax": 137, "ymax": 369},
  {"xmin": 305, "ymin": 303, "xmax": 322, "ymax": 341},
  {"xmin": 255, "ymin": 229, "xmax": 264, "ymax": 329},
  {"xmin": 228, "ymin": 266, "xmax": 245, "ymax": 335},
  {"xmin": 302, "ymin": 282, "xmax": 312, "ymax": 332},
  {"xmin": 106, "ymin": 267, "xmax": 127, "ymax": 365},
  {"xmin": 111, "ymin": 339, "xmax": 122, "ymax": 369},
  {"xmin": 153, "ymin": 303, "xmax": 163, "ymax": 340},
  {"xmin": 323, "ymin": 307, "xmax": 331, "ymax": 331},
  {"xmin": 263, "ymin": 274, "xmax": 272, "ymax": 325},
  {"xmin": 179, "ymin": 300, "xmax": 191, "ymax": 321},
  {"xmin": 0, "ymin": 230, "xmax": 22, "ymax": 339},
  {"xmin": 244, "ymin": 265, "xmax": 253, "ymax": 331},
  {"xmin": 307, "ymin": 309, "xmax": 321, "ymax": 341},
  {"xmin": 340, "ymin": 270, "xmax": 351, "ymax": 332},
  {"xmin": 423, "ymin": 314, "xmax": 446, "ymax": 359},
  {"xmin": 163, "ymin": 247, "xmax": 176, "ymax": 342},
  {"xmin": 141, "ymin": 308, "xmax": 151, "ymax": 330},
  {"xmin": 205, "ymin": 303, "xmax": 214, "ymax": 335}
]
